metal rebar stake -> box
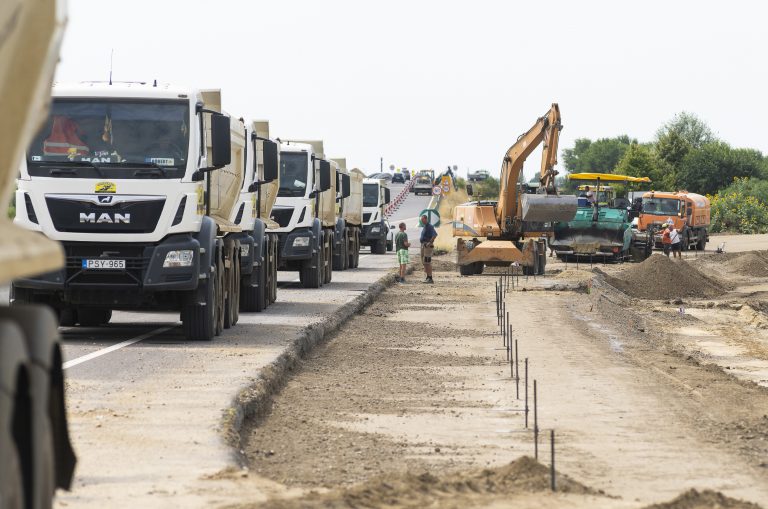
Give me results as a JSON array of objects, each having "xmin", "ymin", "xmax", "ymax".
[
  {"xmin": 505, "ymin": 311, "xmax": 509, "ymax": 348},
  {"xmin": 495, "ymin": 282, "xmax": 500, "ymax": 324},
  {"xmin": 515, "ymin": 340, "xmax": 519, "ymax": 398},
  {"xmin": 550, "ymin": 429, "xmax": 556, "ymax": 491},
  {"xmin": 507, "ymin": 323, "xmax": 511, "ymax": 363},
  {"xmin": 534, "ymin": 379, "xmax": 538, "ymax": 459},
  {"xmin": 524, "ymin": 358, "xmax": 529, "ymax": 428},
  {"xmin": 501, "ymin": 301, "xmax": 505, "ymax": 339}
]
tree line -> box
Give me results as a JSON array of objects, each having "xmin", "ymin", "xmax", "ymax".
[{"xmin": 560, "ymin": 112, "xmax": 768, "ymax": 233}]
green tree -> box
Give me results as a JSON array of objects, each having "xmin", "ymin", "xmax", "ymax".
[
  {"xmin": 561, "ymin": 135, "xmax": 635, "ymax": 174},
  {"xmin": 615, "ymin": 143, "xmax": 658, "ymax": 180},
  {"xmin": 656, "ymin": 111, "xmax": 716, "ymax": 149},
  {"xmin": 676, "ymin": 142, "xmax": 764, "ymax": 195}
]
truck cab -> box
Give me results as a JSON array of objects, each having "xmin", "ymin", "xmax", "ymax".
[
  {"xmin": 361, "ymin": 178, "xmax": 391, "ymax": 254},
  {"xmin": 637, "ymin": 191, "xmax": 710, "ymax": 250},
  {"xmin": 270, "ymin": 140, "xmax": 333, "ymax": 287},
  {"xmin": 13, "ymin": 82, "xmax": 236, "ymax": 339}
]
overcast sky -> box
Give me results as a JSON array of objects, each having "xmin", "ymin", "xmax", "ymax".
[{"xmin": 55, "ymin": 0, "xmax": 767, "ymax": 180}]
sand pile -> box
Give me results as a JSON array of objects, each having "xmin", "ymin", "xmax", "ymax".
[
  {"xmin": 729, "ymin": 252, "xmax": 768, "ymax": 277},
  {"xmin": 643, "ymin": 488, "xmax": 762, "ymax": 509},
  {"xmin": 604, "ymin": 254, "xmax": 728, "ymax": 300},
  {"xmin": 249, "ymin": 457, "xmax": 594, "ymax": 509}
]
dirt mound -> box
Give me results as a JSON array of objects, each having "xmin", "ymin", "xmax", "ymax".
[
  {"xmin": 604, "ymin": 255, "xmax": 728, "ymax": 300},
  {"xmin": 246, "ymin": 457, "xmax": 594, "ymax": 509},
  {"xmin": 729, "ymin": 252, "xmax": 768, "ymax": 277},
  {"xmin": 643, "ymin": 488, "xmax": 762, "ymax": 509}
]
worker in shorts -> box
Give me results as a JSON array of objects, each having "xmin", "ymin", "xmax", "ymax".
[
  {"xmin": 395, "ymin": 222, "xmax": 410, "ymax": 283},
  {"xmin": 420, "ymin": 214, "xmax": 437, "ymax": 284},
  {"xmin": 669, "ymin": 223, "xmax": 682, "ymax": 259},
  {"xmin": 661, "ymin": 223, "xmax": 672, "ymax": 257}
]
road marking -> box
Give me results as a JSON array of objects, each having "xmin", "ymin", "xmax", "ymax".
[{"xmin": 63, "ymin": 325, "xmax": 176, "ymax": 370}]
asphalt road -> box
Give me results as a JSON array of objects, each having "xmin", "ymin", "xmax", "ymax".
[{"xmin": 44, "ymin": 183, "xmax": 431, "ymax": 508}]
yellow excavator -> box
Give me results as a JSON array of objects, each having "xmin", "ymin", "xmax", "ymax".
[{"xmin": 453, "ymin": 104, "xmax": 577, "ymax": 275}]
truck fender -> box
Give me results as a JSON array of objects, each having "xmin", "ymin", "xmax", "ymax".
[
  {"xmin": 190, "ymin": 217, "xmax": 217, "ymax": 303},
  {"xmin": 311, "ymin": 218, "xmax": 323, "ymax": 252},
  {"xmin": 252, "ymin": 219, "xmax": 267, "ymax": 265}
]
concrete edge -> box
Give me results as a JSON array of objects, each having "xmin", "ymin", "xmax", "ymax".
[{"xmin": 220, "ymin": 267, "xmax": 408, "ymax": 464}]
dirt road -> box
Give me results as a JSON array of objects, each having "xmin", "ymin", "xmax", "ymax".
[{"xmin": 231, "ymin": 256, "xmax": 767, "ymax": 508}]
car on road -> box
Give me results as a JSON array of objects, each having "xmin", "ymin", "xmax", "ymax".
[
  {"xmin": 391, "ymin": 172, "xmax": 405, "ymax": 183},
  {"xmin": 403, "ymin": 171, "xmax": 411, "ymax": 180}
]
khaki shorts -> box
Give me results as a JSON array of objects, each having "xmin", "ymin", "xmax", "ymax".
[{"xmin": 421, "ymin": 243, "xmax": 434, "ymax": 263}]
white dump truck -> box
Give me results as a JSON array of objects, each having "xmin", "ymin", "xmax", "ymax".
[
  {"xmin": 330, "ymin": 158, "xmax": 363, "ymax": 270},
  {"xmin": 12, "ymin": 83, "xmax": 250, "ymax": 341},
  {"xmin": 361, "ymin": 178, "xmax": 391, "ymax": 254},
  {"xmin": 227, "ymin": 120, "xmax": 280, "ymax": 312},
  {"xmin": 270, "ymin": 140, "xmax": 334, "ymax": 287},
  {"xmin": 0, "ymin": 0, "xmax": 77, "ymax": 506}
]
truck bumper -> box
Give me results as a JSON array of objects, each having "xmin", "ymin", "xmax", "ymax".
[
  {"xmin": 361, "ymin": 224, "xmax": 386, "ymax": 246},
  {"xmin": 277, "ymin": 228, "xmax": 315, "ymax": 261},
  {"xmin": 14, "ymin": 234, "xmax": 201, "ymax": 307}
]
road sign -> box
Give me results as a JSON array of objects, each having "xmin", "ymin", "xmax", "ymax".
[
  {"xmin": 441, "ymin": 176, "xmax": 451, "ymax": 193},
  {"xmin": 432, "ymin": 186, "xmax": 442, "ymax": 196}
]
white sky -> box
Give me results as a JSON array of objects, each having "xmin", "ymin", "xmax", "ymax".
[{"xmin": 56, "ymin": 0, "xmax": 767, "ymax": 180}]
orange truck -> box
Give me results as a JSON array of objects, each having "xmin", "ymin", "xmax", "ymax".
[{"xmin": 635, "ymin": 191, "xmax": 710, "ymax": 250}]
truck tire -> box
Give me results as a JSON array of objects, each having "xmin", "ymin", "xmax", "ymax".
[
  {"xmin": 349, "ymin": 230, "xmax": 360, "ymax": 268},
  {"xmin": 342, "ymin": 233, "xmax": 349, "ymax": 270},
  {"xmin": 225, "ymin": 248, "xmax": 240, "ymax": 328},
  {"xmin": 323, "ymin": 234, "xmax": 333, "ymax": 284},
  {"xmin": 333, "ymin": 231, "xmax": 347, "ymax": 271},
  {"xmin": 301, "ymin": 236, "xmax": 323, "ymax": 289},
  {"xmin": 372, "ymin": 239, "xmax": 386, "ymax": 255},
  {"xmin": 697, "ymin": 231, "xmax": 707, "ymax": 251},
  {"xmin": 215, "ymin": 250, "xmax": 225, "ymax": 336},
  {"xmin": 474, "ymin": 262, "xmax": 485, "ymax": 274},
  {"xmin": 269, "ymin": 238, "xmax": 278, "ymax": 304},
  {"xmin": 241, "ymin": 265, "xmax": 266, "ymax": 312},
  {"xmin": 76, "ymin": 309, "xmax": 112, "ymax": 327},
  {"xmin": 386, "ymin": 238, "xmax": 393, "ymax": 252},
  {"xmin": 181, "ymin": 269, "xmax": 216, "ymax": 341},
  {"xmin": 58, "ymin": 309, "xmax": 77, "ymax": 327}
]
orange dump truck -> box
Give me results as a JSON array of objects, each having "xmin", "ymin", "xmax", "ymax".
[{"xmin": 635, "ymin": 191, "xmax": 710, "ymax": 250}]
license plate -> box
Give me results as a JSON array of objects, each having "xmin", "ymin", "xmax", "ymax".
[{"xmin": 82, "ymin": 259, "xmax": 126, "ymax": 270}]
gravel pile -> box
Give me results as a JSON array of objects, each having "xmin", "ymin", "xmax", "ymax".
[
  {"xmin": 604, "ymin": 254, "xmax": 727, "ymax": 300},
  {"xmin": 643, "ymin": 488, "xmax": 762, "ymax": 509},
  {"xmin": 730, "ymin": 252, "xmax": 768, "ymax": 277}
]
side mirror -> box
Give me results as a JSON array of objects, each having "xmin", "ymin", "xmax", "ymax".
[
  {"xmin": 384, "ymin": 187, "xmax": 391, "ymax": 204},
  {"xmin": 317, "ymin": 160, "xmax": 331, "ymax": 192},
  {"xmin": 466, "ymin": 184, "xmax": 473, "ymax": 196},
  {"xmin": 261, "ymin": 140, "xmax": 279, "ymax": 183},
  {"xmin": 341, "ymin": 174, "xmax": 351, "ymax": 198},
  {"xmin": 210, "ymin": 114, "xmax": 231, "ymax": 168}
]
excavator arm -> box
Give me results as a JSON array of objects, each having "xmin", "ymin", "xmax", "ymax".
[{"xmin": 496, "ymin": 104, "xmax": 563, "ymax": 230}]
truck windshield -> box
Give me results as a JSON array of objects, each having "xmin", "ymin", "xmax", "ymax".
[
  {"xmin": 26, "ymin": 99, "xmax": 189, "ymax": 179},
  {"xmin": 642, "ymin": 197, "xmax": 680, "ymax": 215},
  {"xmin": 363, "ymin": 183, "xmax": 379, "ymax": 207},
  {"xmin": 278, "ymin": 152, "xmax": 309, "ymax": 197}
]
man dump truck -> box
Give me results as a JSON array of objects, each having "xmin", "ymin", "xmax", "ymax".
[
  {"xmin": 412, "ymin": 174, "xmax": 433, "ymax": 196},
  {"xmin": 330, "ymin": 158, "xmax": 363, "ymax": 270},
  {"xmin": 1, "ymin": 0, "xmax": 77, "ymax": 506},
  {"xmin": 551, "ymin": 173, "xmax": 653, "ymax": 262},
  {"xmin": 236, "ymin": 120, "xmax": 280, "ymax": 312},
  {"xmin": 270, "ymin": 140, "xmax": 334, "ymax": 287},
  {"xmin": 635, "ymin": 191, "xmax": 710, "ymax": 251},
  {"xmin": 452, "ymin": 103, "xmax": 577, "ymax": 276},
  {"xmin": 11, "ymin": 83, "xmax": 265, "ymax": 342},
  {"xmin": 361, "ymin": 178, "xmax": 391, "ymax": 254}
]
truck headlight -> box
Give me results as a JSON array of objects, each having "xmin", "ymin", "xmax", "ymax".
[
  {"xmin": 370, "ymin": 226, "xmax": 381, "ymax": 233},
  {"xmin": 293, "ymin": 236, "xmax": 310, "ymax": 247},
  {"xmin": 240, "ymin": 244, "xmax": 250, "ymax": 257},
  {"xmin": 163, "ymin": 250, "xmax": 194, "ymax": 268}
]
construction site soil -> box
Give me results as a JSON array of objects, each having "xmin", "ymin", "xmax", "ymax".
[{"xmin": 228, "ymin": 252, "xmax": 768, "ymax": 509}]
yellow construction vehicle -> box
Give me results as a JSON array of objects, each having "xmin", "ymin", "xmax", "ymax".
[{"xmin": 453, "ymin": 104, "xmax": 577, "ymax": 275}]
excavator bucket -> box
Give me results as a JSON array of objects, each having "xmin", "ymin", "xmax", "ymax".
[{"xmin": 521, "ymin": 194, "xmax": 578, "ymax": 222}]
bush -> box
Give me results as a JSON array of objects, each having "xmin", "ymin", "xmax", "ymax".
[{"xmin": 710, "ymin": 178, "xmax": 768, "ymax": 234}]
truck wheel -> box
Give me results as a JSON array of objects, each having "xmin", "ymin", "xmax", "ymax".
[
  {"xmin": 324, "ymin": 234, "xmax": 333, "ymax": 284},
  {"xmin": 459, "ymin": 264, "xmax": 475, "ymax": 276},
  {"xmin": 269, "ymin": 239, "xmax": 278, "ymax": 304},
  {"xmin": 226, "ymin": 249, "xmax": 240, "ymax": 327},
  {"xmin": 342, "ymin": 233, "xmax": 349, "ymax": 270},
  {"xmin": 300, "ymin": 237, "xmax": 323, "ymax": 289},
  {"xmin": 473, "ymin": 262, "xmax": 484, "ymax": 274},
  {"xmin": 181, "ymin": 271, "xmax": 215, "ymax": 341},
  {"xmin": 76, "ymin": 309, "xmax": 112, "ymax": 327},
  {"xmin": 215, "ymin": 251, "xmax": 225, "ymax": 336},
  {"xmin": 333, "ymin": 231, "xmax": 347, "ymax": 271},
  {"xmin": 58, "ymin": 309, "xmax": 77, "ymax": 327},
  {"xmin": 241, "ymin": 266, "xmax": 266, "ymax": 313},
  {"xmin": 697, "ymin": 233, "xmax": 707, "ymax": 251},
  {"xmin": 386, "ymin": 239, "xmax": 393, "ymax": 252},
  {"xmin": 372, "ymin": 239, "xmax": 386, "ymax": 255}
]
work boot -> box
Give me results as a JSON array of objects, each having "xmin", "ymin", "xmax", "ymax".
[{"xmin": 424, "ymin": 276, "xmax": 434, "ymax": 284}]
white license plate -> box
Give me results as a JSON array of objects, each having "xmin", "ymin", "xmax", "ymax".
[{"xmin": 82, "ymin": 259, "xmax": 126, "ymax": 270}]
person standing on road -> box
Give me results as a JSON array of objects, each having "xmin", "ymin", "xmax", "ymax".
[
  {"xmin": 420, "ymin": 214, "xmax": 437, "ymax": 284},
  {"xmin": 661, "ymin": 223, "xmax": 672, "ymax": 257},
  {"xmin": 395, "ymin": 222, "xmax": 410, "ymax": 283},
  {"xmin": 669, "ymin": 223, "xmax": 682, "ymax": 259}
]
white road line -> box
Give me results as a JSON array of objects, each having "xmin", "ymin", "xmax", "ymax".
[{"xmin": 63, "ymin": 325, "xmax": 176, "ymax": 370}]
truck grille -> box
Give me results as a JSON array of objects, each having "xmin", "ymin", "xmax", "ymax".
[
  {"xmin": 270, "ymin": 207, "xmax": 294, "ymax": 228},
  {"xmin": 46, "ymin": 196, "xmax": 165, "ymax": 234}
]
